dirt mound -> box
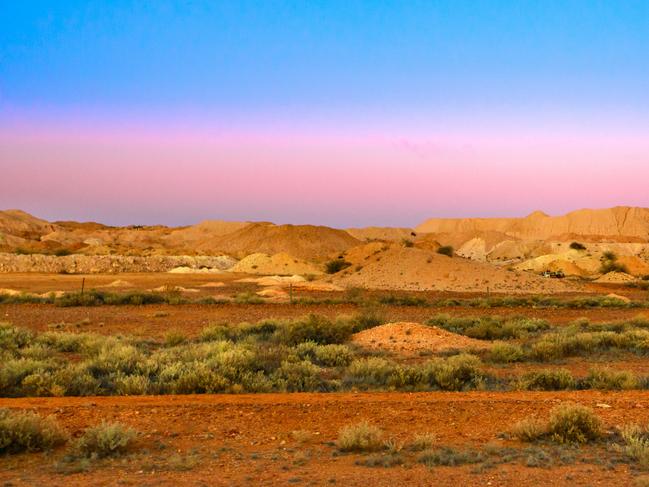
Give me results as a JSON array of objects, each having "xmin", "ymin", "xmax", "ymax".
[
  {"xmin": 168, "ymin": 266, "xmax": 224, "ymax": 274},
  {"xmin": 340, "ymin": 241, "xmax": 390, "ymax": 265},
  {"xmin": 211, "ymin": 223, "xmax": 360, "ymax": 261},
  {"xmin": 329, "ymin": 246, "xmax": 572, "ymax": 293},
  {"xmin": 417, "ymin": 207, "xmax": 649, "ymax": 241},
  {"xmin": 594, "ymin": 272, "xmax": 637, "ymax": 284},
  {"xmin": 162, "ymin": 220, "xmax": 252, "ymax": 251},
  {"xmin": 230, "ymin": 253, "xmax": 323, "ymax": 276},
  {"xmin": 199, "ymin": 281, "xmax": 225, "ymax": 288},
  {"xmin": 345, "ymin": 227, "xmax": 416, "ymax": 242},
  {"xmin": 102, "ymin": 280, "xmax": 134, "ymax": 288},
  {"xmin": 0, "ymin": 209, "xmax": 57, "ymax": 239},
  {"xmin": 352, "ymin": 322, "xmax": 490, "ymax": 355}
]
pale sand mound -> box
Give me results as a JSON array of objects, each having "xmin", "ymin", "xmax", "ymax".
[
  {"xmin": 352, "ymin": 322, "xmax": 490, "ymax": 355},
  {"xmin": 236, "ymin": 275, "xmax": 306, "ymax": 286},
  {"xmin": 547, "ymin": 259, "xmax": 589, "ymax": 277},
  {"xmin": 230, "ymin": 253, "xmax": 322, "ymax": 276},
  {"xmin": 514, "ymin": 251, "xmax": 595, "ymax": 276},
  {"xmin": 199, "ymin": 281, "xmax": 226, "ymax": 288},
  {"xmin": 168, "ymin": 266, "xmax": 223, "ymax": 274},
  {"xmin": 330, "ymin": 246, "xmax": 572, "ymax": 293},
  {"xmin": 595, "ymin": 272, "xmax": 637, "ymax": 284},
  {"xmin": 0, "ymin": 288, "xmax": 22, "ymax": 296},
  {"xmin": 102, "ymin": 280, "xmax": 134, "ymax": 288},
  {"xmin": 256, "ymin": 288, "xmax": 289, "ymax": 299}
]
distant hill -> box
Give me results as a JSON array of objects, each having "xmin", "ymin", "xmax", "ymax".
[{"xmin": 416, "ymin": 207, "xmax": 649, "ymax": 241}]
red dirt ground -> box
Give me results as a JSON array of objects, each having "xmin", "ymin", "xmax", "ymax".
[
  {"xmin": 1, "ymin": 391, "xmax": 648, "ymax": 486},
  {"xmin": 2, "ymin": 303, "xmax": 647, "ymax": 339}
]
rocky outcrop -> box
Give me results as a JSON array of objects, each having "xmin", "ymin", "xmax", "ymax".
[{"xmin": 0, "ymin": 253, "xmax": 237, "ymax": 274}]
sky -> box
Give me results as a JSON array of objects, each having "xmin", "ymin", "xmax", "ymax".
[{"xmin": 1, "ymin": 0, "xmax": 648, "ymax": 227}]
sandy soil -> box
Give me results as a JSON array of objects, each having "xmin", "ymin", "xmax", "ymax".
[
  {"xmin": 352, "ymin": 322, "xmax": 491, "ymax": 355},
  {"xmin": 1, "ymin": 391, "xmax": 646, "ymax": 486}
]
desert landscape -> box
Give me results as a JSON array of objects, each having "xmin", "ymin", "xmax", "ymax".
[
  {"xmin": 2, "ymin": 207, "xmax": 649, "ymax": 486},
  {"xmin": 3, "ymin": 2, "xmax": 649, "ymax": 485}
]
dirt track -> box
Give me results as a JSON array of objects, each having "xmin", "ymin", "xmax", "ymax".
[{"xmin": 1, "ymin": 391, "xmax": 647, "ymax": 486}]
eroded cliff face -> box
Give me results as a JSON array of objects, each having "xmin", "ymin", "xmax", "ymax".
[{"xmin": 416, "ymin": 207, "xmax": 649, "ymax": 241}]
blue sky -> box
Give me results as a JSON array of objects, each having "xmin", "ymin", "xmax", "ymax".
[{"xmin": 1, "ymin": 1, "xmax": 648, "ymax": 226}]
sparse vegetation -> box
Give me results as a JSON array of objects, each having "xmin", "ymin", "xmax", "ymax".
[
  {"xmin": 619, "ymin": 424, "xmax": 649, "ymax": 469},
  {"xmin": 75, "ymin": 422, "xmax": 137, "ymax": 458},
  {"xmin": 0, "ymin": 409, "xmax": 67, "ymax": 453},
  {"xmin": 511, "ymin": 403, "xmax": 602, "ymax": 445},
  {"xmin": 569, "ymin": 242, "xmax": 586, "ymax": 250},
  {"xmin": 436, "ymin": 245, "xmax": 454, "ymax": 257},
  {"xmin": 337, "ymin": 422, "xmax": 384, "ymax": 452},
  {"xmin": 547, "ymin": 404, "xmax": 602, "ymax": 444},
  {"xmin": 600, "ymin": 251, "xmax": 629, "ymax": 274},
  {"xmin": 325, "ymin": 259, "xmax": 352, "ymax": 274}
]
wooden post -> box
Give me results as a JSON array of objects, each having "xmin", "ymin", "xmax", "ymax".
[
  {"xmin": 81, "ymin": 278, "xmax": 85, "ymax": 295},
  {"xmin": 289, "ymin": 283, "xmax": 293, "ymax": 304}
]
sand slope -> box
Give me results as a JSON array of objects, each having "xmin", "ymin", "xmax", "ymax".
[
  {"xmin": 211, "ymin": 223, "xmax": 360, "ymax": 260},
  {"xmin": 229, "ymin": 252, "xmax": 323, "ymax": 275},
  {"xmin": 329, "ymin": 246, "xmax": 571, "ymax": 293}
]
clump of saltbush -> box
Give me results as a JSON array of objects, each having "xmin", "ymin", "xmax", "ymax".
[
  {"xmin": 511, "ymin": 403, "xmax": 602, "ymax": 445},
  {"xmin": 517, "ymin": 369, "xmax": 576, "ymax": 391},
  {"xmin": 0, "ymin": 408, "xmax": 67, "ymax": 453},
  {"xmin": 428, "ymin": 315, "xmax": 549, "ymax": 340},
  {"xmin": 337, "ymin": 421, "xmax": 384, "ymax": 452},
  {"xmin": 74, "ymin": 421, "xmax": 137, "ymax": 458}
]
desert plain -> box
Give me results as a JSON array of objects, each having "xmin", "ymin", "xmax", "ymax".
[{"xmin": 2, "ymin": 206, "xmax": 649, "ymax": 486}]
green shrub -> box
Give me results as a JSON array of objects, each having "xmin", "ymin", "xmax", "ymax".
[
  {"xmin": 344, "ymin": 358, "xmax": 396, "ymax": 388},
  {"xmin": 349, "ymin": 306, "xmax": 386, "ymax": 332},
  {"xmin": 75, "ymin": 422, "xmax": 137, "ymax": 458},
  {"xmin": 113, "ymin": 374, "xmax": 152, "ymax": 395},
  {"xmin": 164, "ymin": 330, "xmax": 187, "ymax": 347},
  {"xmin": 547, "ymin": 403, "xmax": 602, "ymax": 444},
  {"xmin": 620, "ymin": 424, "xmax": 649, "ymax": 469},
  {"xmin": 325, "ymin": 259, "xmax": 352, "ymax": 274},
  {"xmin": 584, "ymin": 368, "xmax": 638, "ymax": 390},
  {"xmin": 417, "ymin": 446, "xmax": 484, "ymax": 466},
  {"xmin": 600, "ymin": 252, "xmax": 629, "ymax": 274},
  {"xmin": 518, "ymin": 369, "xmax": 575, "ymax": 391},
  {"xmin": 275, "ymin": 314, "xmax": 353, "ymax": 345},
  {"xmin": 570, "ymin": 242, "xmax": 586, "ymax": 251},
  {"xmin": 436, "ymin": 246, "xmax": 454, "ymax": 257},
  {"xmin": 273, "ymin": 360, "xmax": 325, "ymax": 392},
  {"xmin": 0, "ymin": 409, "xmax": 67, "ymax": 453},
  {"xmin": 402, "ymin": 239, "xmax": 414, "ymax": 248},
  {"xmin": 337, "ymin": 421, "xmax": 384, "ymax": 452},
  {"xmin": 0, "ymin": 323, "xmax": 34, "ymax": 351},
  {"xmin": 429, "ymin": 315, "xmax": 549, "ymax": 340},
  {"xmin": 511, "ymin": 418, "xmax": 547, "ymax": 442},
  {"xmin": 422, "ymin": 354, "xmax": 483, "ymax": 391},
  {"xmin": 295, "ymin": 342, "xmax": 353, "ymax": 367},
  {"xmin": 410, "ymin": 433, "xmax": 436, "ymax": 451},
  {"xmin": 489, "ymin": 343, "xmax": 524, "ymax": 363}
]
